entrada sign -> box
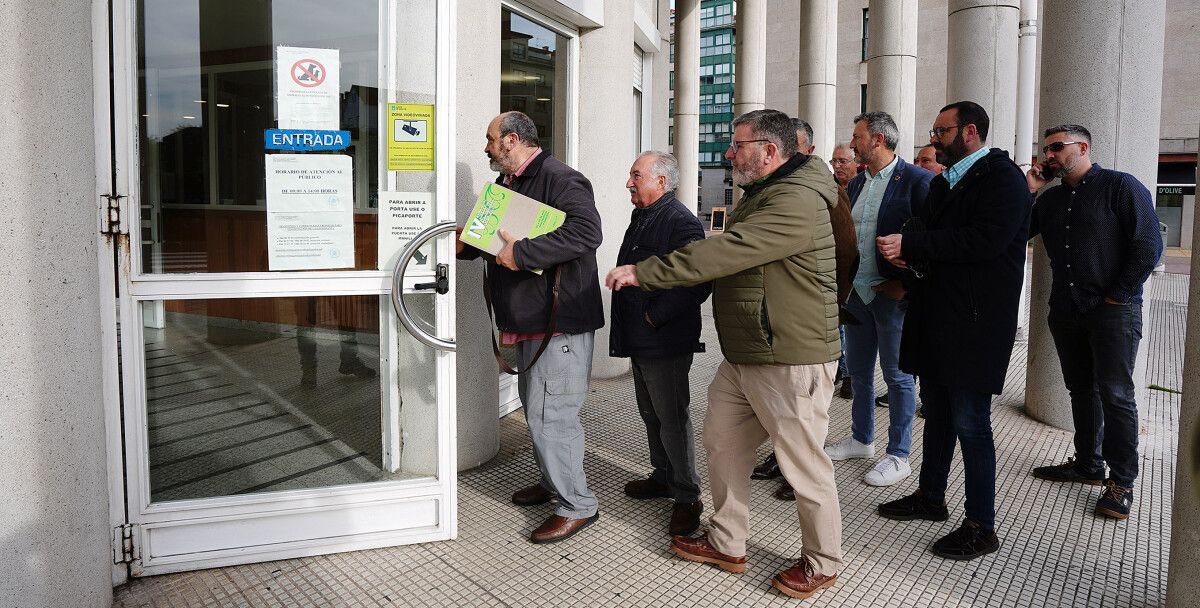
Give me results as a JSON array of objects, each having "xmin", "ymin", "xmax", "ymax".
[{"xmin": 264, "ymin": 129, "xmax": 351, "ymax": 151}]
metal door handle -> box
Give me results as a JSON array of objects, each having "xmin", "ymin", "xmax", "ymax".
[{"xmin": 391, "ymin": 222, "xmax": 456, "ymax": 351}]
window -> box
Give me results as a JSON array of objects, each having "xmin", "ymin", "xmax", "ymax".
[
  {"xmin": 860, "ymin": 84, "xmax": 868, "ymax": 115},
  {"xmin": 502, "ymin": 9, "xmax": 571, "ymax": 159},
  {"xmin": 862, "ymin": 9, "xmax": 869, "ymax": 62},
  {"xmin": 700, "ymin": 31, "xmax": 734, "ymax": 57}
]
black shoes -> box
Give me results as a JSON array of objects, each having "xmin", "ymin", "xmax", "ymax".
[
  {"xmin": 875, "ymin": 394, "xmax": 889, "ymax": 408},
  {"xmin": 931, "ymin": 519, "xmax": 1000, "ymax": 561},
  {"xmin": 837, "ymin": 378, "xmax": 853, "ymax": 399},
  {"xmin": 624, "ymin": 477, "xmax": 672, "ymax": 500},
  {"xmin": 774, "ymin": 481, "xmax": 795, "ymax": 501},
  {"xmin": 1095, "ymin": 480, "xmax": 1134, "ymax": 520},
  {"xmin": 670, "ymin": 501, "xmax": 704, "ymax": 536},
  {"xmin": 752, "ymin": 453, "xmax": 782, "ymax": 480},
  {"xmin": 1032, "ymin": 458, "xmax": 1105, "ymax": 486},
  {"xmin": 339, "ymin": 360, "xmax": 377, "ymax": 379},
  {"xmin": 878, "ymin": 490, "xmax": 949, "ymax": 522}
]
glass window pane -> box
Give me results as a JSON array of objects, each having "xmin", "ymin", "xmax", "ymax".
[
  {"xmin": 143, "ymin": 294, "xmax": 438, "ymax": 502},
  {"xmin": 501, "ymin": 9, "xmax": 569, "ymax": 158},
  {"xmin": 137, "ymin": 0, "xmax": 436, "ymax": 274}
]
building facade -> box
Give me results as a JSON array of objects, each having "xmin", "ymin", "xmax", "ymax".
[
  {"xmin": 2, "ymin": 0, "xmax": 670, "ymax": 604},
  {"xmin": 763, "ymin": 0, "xmax": 1199, "ymax": 246}
]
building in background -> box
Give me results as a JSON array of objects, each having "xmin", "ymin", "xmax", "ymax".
[
  {"xmin": 670, "ymin": 0, "xmax": 737, "ymax": 221},
  {"xmin": 761, "ymin": 0, "xmax": 1197, "ymax": 247}
]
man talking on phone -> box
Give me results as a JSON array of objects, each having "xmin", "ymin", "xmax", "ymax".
[{"xmin": 1025, "ymin": 124, "xmax": 1162, "ymax": 521}]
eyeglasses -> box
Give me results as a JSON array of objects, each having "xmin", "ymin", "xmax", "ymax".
[
  {"xmin": 928, "ymin": 125, "xmax": 961, "ymax": 139},
  {"xmin": 1042, "ymin": 141, "xmax": 1084, "ymax": 155},
  {"xmin": 829, "ymin": 158, "xmax": 854, "ymax": 166},
  {"xmin": 728, "ymin": 139, "xmax": 770, "ymax": 153}
]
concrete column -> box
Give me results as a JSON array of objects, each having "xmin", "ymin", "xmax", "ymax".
[
  {"xmin": 578, "ymin": 0, "xmax": 636, "ymax": 378},
  {"xmin": 0, "ymin": 0, "xmax": 111, "ymax": 605},
  {"xmin": 1014, "ymin": 0, "xmax": 1038, "ymax": 167},
  {"xmin": 866, "ymin": 0, "xmax": 918, "ymax": 157},
  {"xmin": 1014, "ymin": 0, "xmax": 1038, "ymax": 337},
  {"xmin": 453, "ymin": 0, "xmax": 500, "ymax": 469},
  {"xmin": 946, "ymin": 1, "xmax": 1020, "ymax": 155},
  {"xmin": 1166, "ymin": 129, "xmax": 1200, "ymax": 608},
  {"xmin": 734, "ymin": 0, "xmax": 767, "ymax": 117},
  {"xmin": 796, "ymin": 0, "xmax": 838, "ymax": 159},
  {"xmin": 1024, "ymin": 0, "xmax": 1166, "ymax": 430},
  {"xmin": 674, "ymin": 0, "xmax": 701, "ymax": 213}
]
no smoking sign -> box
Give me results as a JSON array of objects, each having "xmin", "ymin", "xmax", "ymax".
[{"xmin": 291, "ymin": 58, "xmax": 326, "ymax": 88}]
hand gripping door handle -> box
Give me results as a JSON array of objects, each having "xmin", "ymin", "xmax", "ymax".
[{"xmin": 390, "ymin": 221, "xmax": 457, "ymax": 352}]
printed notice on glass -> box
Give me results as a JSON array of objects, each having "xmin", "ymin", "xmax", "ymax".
[
  {"xmin": 265, "ymin": 154, "xmax": 354, "ymax": 270},
  {"xmin": 378, "ymin": 191, "xmax": 435, "ymax": 271},
  {"xmin": 276, "ymin": 46, "xmax": 340, "ymax": 130},
  {"xmin": 387, "ymin": 103, "xmax": 435, "ymax": 171}
]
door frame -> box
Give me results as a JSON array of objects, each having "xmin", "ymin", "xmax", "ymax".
[{"xmin": 99, "ymin": 0, "xmax": 458, "ymax": 581}]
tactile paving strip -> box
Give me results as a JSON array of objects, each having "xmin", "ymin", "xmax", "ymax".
[{"xmin": 114, "ymin": 274, "xmax": 1183, "ymax": 607}]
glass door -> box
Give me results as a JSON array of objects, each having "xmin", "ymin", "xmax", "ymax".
[{"xmin": 108, "ymin": 0, "xmax": 456, "ymax": 576}]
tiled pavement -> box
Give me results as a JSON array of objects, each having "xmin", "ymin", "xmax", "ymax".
[{"xmin": 114, "ymin": 273, "xmax": 1186, "ymax": 607}]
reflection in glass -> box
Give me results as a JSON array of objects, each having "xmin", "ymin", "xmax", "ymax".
[
  {"xmin": 501, "ymin": 9, "xmax": 569, "ymax": 158},
  {"xmin": 137, "ymin": 0, "xmax": 388, "ymax": 273},
  {"xmin": 143, "ymin": 295, "xmax": 436, "ymax": 502}
]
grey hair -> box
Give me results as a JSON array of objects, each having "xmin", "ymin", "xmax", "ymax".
[
  {"xmin": 498, "ymin": 111, "xmax": 540, "ymax": 146},
  {"xmin": 853, "ymin": 111, "xmax": 900, "ymax": 151},
  {"xmin": 637, "ymin": 151, "xmax": 680, "ymax": 191},
  {"xmin": 791, "ymin": 118, "xmax": 814, "ymax": 150},
  {"xmin": 731, "ymin": 109, "xmax": 798, "ymax": 158}
]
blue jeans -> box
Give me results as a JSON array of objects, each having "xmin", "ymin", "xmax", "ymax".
[
  {"xmin": 1048, "ymin": 303, "xmax": 1143, "ymax": 487},
  {"xmin": 836, "ymin": 326, "xmax": 847, "ymax": 381},
  {"xmin": 918, "ymin": 383, "xmax": 996, "ymax": 530},
  {"xmin": 844, "ymin": 291, "xmax": 917, "ymax": 457}
]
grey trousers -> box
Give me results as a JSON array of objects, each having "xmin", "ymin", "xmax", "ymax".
[
  {"xmin": 632, "ymin": 354, "xmax": 702, "ymax": 503},
  {"xmin": 517, "ymin": 332, "xmax": 598, "ymax": 518}
]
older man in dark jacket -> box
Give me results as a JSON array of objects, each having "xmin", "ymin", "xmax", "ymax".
[
  {"xmin": 875, "ymin": 101, "xmax": 1033, "ymax": 561},
  {"xmin": 458, "ymin": 111, "xmax": 604, "ymax": 544},
  {"xmin": 611, "ymin": 151, "xmax": 712, "ymax": 537}
]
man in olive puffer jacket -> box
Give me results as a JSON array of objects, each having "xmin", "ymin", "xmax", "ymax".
[{"xmin": 606, "ymin": 109, "xmax": 843, "ymax": 601}]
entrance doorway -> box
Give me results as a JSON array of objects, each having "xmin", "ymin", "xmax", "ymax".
[{"xmin": 102, "ymin": 0, "xmax": 457, "ymax": 578}]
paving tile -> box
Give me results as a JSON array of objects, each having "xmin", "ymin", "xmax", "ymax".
[{"xmin": 113, "ymin": 272, "xmax": 1185, "ymax": 607}]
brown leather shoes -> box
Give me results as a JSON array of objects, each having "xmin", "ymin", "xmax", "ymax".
[
  {"xmin": 669, "ymin": 501, "xmax": 703, "ymax": 536},
  {"xmin": 670, "ymin": 533, "xmax": 747, "ymax": 573},
  {"xmin": 529, "ymin": 513, "xmax": 599, "ymax": 544},
  {"xmin": 771, "ymin": 556, "xmax": 837, "ymax": 599},
  {"xmin": 511, "ymin": 484, "xmax": 554, "ymax": 506}
]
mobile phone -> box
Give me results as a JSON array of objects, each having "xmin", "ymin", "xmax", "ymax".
[{"xmin": 1039, "ymin": 160, "xmax": 1057, "ymax": 180}]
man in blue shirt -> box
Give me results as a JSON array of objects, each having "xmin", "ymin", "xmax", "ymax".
[
  {"xmin": 825, "ymin": 112, "xmax": 932, "ymax": 488},
  {"xmin": 1025, "ymin": 124, "xmax": 1163, "ymax": 520}
]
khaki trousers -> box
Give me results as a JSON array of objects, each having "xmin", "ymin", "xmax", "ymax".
[{"xmin": 704, "ymin": 359, "xmax": 843, "ymax": 576}]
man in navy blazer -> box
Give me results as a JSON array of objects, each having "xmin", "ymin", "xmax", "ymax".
[{"xmin": 824, "ymin": 112, "xmax": 933, "ymax": 488}]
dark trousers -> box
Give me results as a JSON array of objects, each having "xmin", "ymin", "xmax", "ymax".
[
  {"xmin": 632, "ymin": 353, "xmax": 701, "ymax": 503},
  {"xmin": 1048, "ymin": 303, "xmax": 1143, "ymax": 487},
  {"xmin": 918, "ymin": 382, "xmax": 996, "ymax": 530}
]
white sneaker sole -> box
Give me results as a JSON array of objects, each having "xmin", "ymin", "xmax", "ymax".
[{"xmin": 864, "ymin": 468, "xmax": 912, "ymax": 487}]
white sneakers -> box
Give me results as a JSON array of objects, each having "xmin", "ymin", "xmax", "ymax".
[
  {"xmin": 864, "ymin": 454, "xmax": 912, "ymax": 487},
  {"xmin": 824, "ymin": 437, "xmax": 911, "ymax": 486},
  {"xmin": 824, "ymin": 435, "xmax": 875, "ymax": 461}
]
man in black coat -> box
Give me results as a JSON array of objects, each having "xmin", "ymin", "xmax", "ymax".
[
  {"xmin": 611, "ymin": 151, "xmax": 711, "ymax": 537},
  {"xmin": 874, "ymin": 101, "xmax": 1033, "ymax": 561},
  {"xmin": 458, "ymin": 111, "xmax": 604, "ymax": 544}
]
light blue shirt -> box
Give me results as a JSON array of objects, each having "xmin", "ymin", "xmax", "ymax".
[
  {"xmin": 943, "ymin": 146, "xmax": 991, "ymax": 189},
  {"xmin": 851, "ymin": 155, "xmax": 899, "ymax": 304}
]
